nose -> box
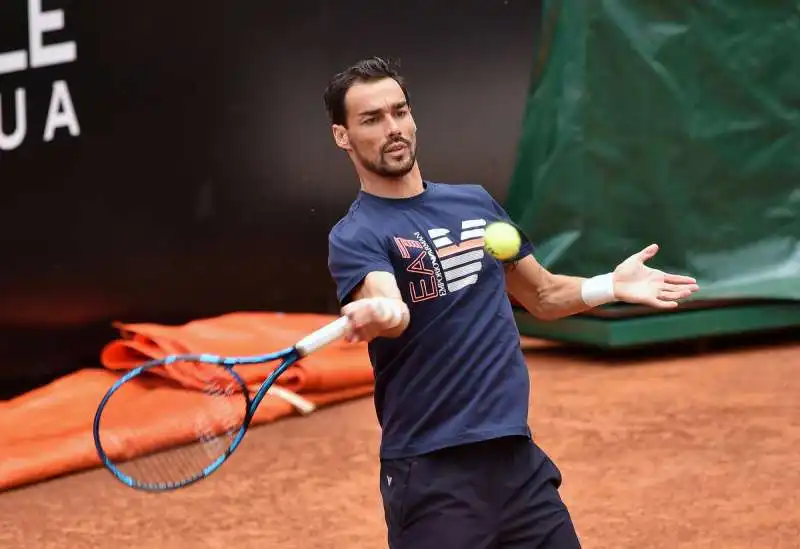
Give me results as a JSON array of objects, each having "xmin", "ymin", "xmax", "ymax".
[{"xmin": 386, "ymin": 115, "xmax": 401, "ymax": 136}]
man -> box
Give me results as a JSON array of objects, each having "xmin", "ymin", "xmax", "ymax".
[{"xmin": 323, "ymin": 57, "xmax": 699, "ymax": 549}]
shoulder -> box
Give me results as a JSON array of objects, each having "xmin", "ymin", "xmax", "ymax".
[
  {"xmin": 428, "ymin": 181, "xmax": 499, "ymax": 209},
  {"xmin": 328, "ymin": 200, "xmax": 385, "ymax": 249},
  {"xmin": 428, "ymin": 181, "xmax": 490, "ymax": 198},
  {"xmin": 429, "ymin": 181, "xmax": 496, "ymax": 201}
]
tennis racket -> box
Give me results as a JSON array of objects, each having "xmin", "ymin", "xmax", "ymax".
[{"xmin": 92, "ymin": 315, "xmax": 350, "ymax": 492}]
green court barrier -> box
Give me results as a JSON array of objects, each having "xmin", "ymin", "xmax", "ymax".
[{"xmin": 507, "ymin": 0, "xmax": 800, "ymax": 346}]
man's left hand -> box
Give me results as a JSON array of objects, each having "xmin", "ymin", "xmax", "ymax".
[{"xmin": 613, "ymin": 244, "xmax": 700, "ymax": 308}]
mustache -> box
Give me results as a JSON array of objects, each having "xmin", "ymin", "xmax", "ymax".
[{"xmin": 382, "ymin": 137, "xmax": 411, "ymax": 152}]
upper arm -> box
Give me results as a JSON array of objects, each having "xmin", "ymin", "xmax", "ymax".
[
  {"xmin": 327, "ymin": 224, "xmax": 398, "ymax": 305},
  {"xmin": 479, "ymin": 186, "xmax": 535, "ymax": 263},
  {"xmin": 328, "ymin": 226, "xmax": 409, "ymax": 338},
  {"xmin": 474, "ymin": 186, "xmax": 549, "ymax": 303},
  {"xmin": 503, "ymin": 254, "xmax": 551, "ymax": 301}
]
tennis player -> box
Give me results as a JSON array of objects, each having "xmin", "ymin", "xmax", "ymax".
[{"xmin": 323, "ymin": 57, "xmax": 699, "ymax": 549}]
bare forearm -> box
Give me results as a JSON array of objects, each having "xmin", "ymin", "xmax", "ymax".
[
  {"xmin": 504, "ymin": 246, "xmax": 699, "ymax": 320},
  {"xmin": 523, "ymin": 273, "xmax": 593, "ymax": 320},
  {"xmin": 505, "ymin": 257, "xmax": 616, "ymax": 321}
]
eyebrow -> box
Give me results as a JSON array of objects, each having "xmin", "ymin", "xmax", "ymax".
[{"xmin": 358, "ymin": 101, "xmax": 408, "ymax": 118}]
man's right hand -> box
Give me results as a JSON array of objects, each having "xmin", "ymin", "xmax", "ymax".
[
  {"xmin": 342, "ymin": 271, "xmax": 411, "ymax": 343},
  {"xmin": 341, "ymin": 296, "xmax": 408, "ymax": 343}
]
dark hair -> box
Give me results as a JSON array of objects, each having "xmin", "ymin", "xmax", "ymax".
[{"xmin": 323, "ymin": 56, "xmax": 410, "ymax": 126}]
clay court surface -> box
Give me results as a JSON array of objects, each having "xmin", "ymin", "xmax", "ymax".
[{"xmin": 1, "ymin": 335, "xmax": 798, "ymax": 549}]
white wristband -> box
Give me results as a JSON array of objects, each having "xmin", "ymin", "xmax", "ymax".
[{"xmin": 581, "ymin": 273, "xmax": 616, "ymax": 307}]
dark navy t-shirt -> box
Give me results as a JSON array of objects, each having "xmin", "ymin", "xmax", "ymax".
[{"xmin": 327, "ymin": 181, "xmax": 535, "ymax": 460}]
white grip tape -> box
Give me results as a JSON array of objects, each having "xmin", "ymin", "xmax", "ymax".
[
  {"xmin": 294, "ymin": 316, "xmax": 350, "ymax": 356},
  {"xmin": 581, "ymin": 273, "xmax": 616, "ymax": 307}
]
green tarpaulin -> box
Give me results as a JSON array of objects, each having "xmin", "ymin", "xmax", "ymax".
[{"xmin": 507, "ymin": 0, "xmax": 800, "ymax": 301}]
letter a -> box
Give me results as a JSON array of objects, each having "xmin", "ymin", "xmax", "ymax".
[{"xmin": 43, "ymin": 80, "xmax": 80, "ymax": 142}]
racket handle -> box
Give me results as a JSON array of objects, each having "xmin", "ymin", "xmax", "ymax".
[{"xmin": 295, "ymin": 316, "xmax": 350, "ymax": 356}]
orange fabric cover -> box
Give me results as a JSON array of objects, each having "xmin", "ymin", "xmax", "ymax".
[{"xmin": 0, "ymin": 313, "xmax": 374, "ymax": 492}]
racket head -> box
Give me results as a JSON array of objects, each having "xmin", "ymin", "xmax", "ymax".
[{"xmin": 93, "ymin": 357, "xmax": 252, "ymax": 492}]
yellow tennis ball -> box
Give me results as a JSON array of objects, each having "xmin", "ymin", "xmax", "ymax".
[{"xmin": 484, "ymin": 221, "xmax": 521, "ymax": 260}]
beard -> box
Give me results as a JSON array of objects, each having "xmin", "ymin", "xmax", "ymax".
[{"xmin": 357, "ymin": 137, "xmax": 417, "ymax": 178}]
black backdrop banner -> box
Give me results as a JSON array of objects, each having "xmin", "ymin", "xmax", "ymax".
[{"xmin": 0, "ymin": 0, "xmax": 540, "ymax": 389}]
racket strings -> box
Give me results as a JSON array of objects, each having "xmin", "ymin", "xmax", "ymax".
[
  {"xmin": 97, "ymin": 362, "xmax": 249, "ymax": 489},
  {"xmin": 122, "ymin": 436, "xmax": 232, "ymax": 487}
]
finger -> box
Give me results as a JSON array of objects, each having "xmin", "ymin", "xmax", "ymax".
[
  {"xmin": 659, "ymin": 290, "xmax": 691, "ymax": 301},
  {"xmin": 637, "ymin": 243, "xmax": 659, "ymax": 262},
  {"xmin": 662, "ymin": 282, "xmax": 700, "ymax": 294},
  {"xmin": 651, "ymin": 298, "xmax": 679, "ymax": 308},
  {"xmin": 341, "ymin": 301, "xmax": 359, "ymax": 315},
  {"xmin": 344, "ymin": 324, "xmax": 360, "ymax": 343},
  {"xmin": 352, "ymin": 326, "xmax": 381, "ymax": 344},
  {"xmin": 351, "ymin": 324, "xmax": 377, "ymax": 343},
  {"xmin": 664, "ymin": 273, "xmax": 698, "ymax": 284},
  {"xmin": 345, "ymin": 300, "xmax": 383, "ymax": 326},
  {"xmin": 346, "ymin": 311, "xmax": 372, "ymax": 333},
  {"xmin": 342, "ymin": 304, "xmax": 361, "ymax": 323}
]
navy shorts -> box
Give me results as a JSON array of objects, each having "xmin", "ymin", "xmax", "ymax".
[{"xmin": 378, "ymin": 436, "xmax": 581, "ymax": 549}]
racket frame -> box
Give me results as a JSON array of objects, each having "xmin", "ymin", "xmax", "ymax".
[{"xmin": 92, "ymin": 316, "xmax": 350, "ymax": 491}]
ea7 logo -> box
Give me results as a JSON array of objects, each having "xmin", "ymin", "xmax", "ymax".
[
  {"xmin": 427, "ymin": 218, "xmax": 486, "ymax": 293},
  {"xmin": 394, "ymin": 218, "xmax": 488, "ymax": 303},
  {"xmin": 394, "ymin": 235, "xmax": 443, "ymax": 302}
]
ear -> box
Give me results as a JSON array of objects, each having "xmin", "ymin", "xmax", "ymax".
[{"xmin": 332, "ymin": 124, "xmax": 351, "ymax": 151}]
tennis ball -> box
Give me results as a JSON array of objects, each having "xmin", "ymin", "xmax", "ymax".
[{"xmin": 484, "ymin": 221, "xmax": 521, "ymax": 261}]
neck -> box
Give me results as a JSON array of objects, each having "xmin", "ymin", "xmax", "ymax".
[{"xmin": 357, "ymin": 163, "xmax": 424, "ymax": 199}]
